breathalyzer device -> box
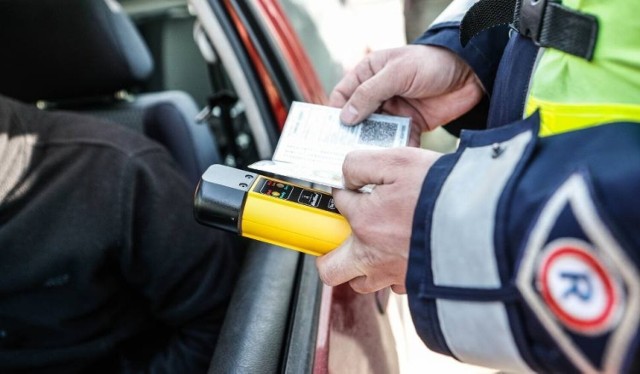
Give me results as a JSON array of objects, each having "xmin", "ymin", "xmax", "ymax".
[{"xmin": 193, "ymin": 164, "xmax": 351, "ymax": 256}]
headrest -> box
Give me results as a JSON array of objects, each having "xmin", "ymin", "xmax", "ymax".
[{"xmin": 0, "ymin": 0, "xmax": 154, "ymax": 102}]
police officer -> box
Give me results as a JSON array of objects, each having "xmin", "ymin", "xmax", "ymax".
[{"xmin": 316, "ymin": 0, "xmax": 640, "ymax": 372}]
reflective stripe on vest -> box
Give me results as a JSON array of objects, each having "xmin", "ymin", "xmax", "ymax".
[{"xmin": 525, "ymin": 0, "xmax": 640, "ymax": 137}]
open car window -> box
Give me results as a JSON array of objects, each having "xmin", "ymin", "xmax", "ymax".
[{"xmin": 119, "ymin": 1, "xmax": 402, "ymax": 372}]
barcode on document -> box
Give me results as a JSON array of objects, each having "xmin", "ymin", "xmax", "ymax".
[{"xmin": 357, "ymin": 119, "xmax": 398, "ymax": 147}]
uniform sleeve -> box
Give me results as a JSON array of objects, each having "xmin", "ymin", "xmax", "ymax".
[
  {"xmin": 117, "ymin": 148, "xmax": 242, "ymax": 373},
  {"xmin": 406, "ymin": 113, "xmax": 640, "ymax": 373},
  {"xmin": 411, "ymin": 0, "xmax": 510, "ymax": 135}
]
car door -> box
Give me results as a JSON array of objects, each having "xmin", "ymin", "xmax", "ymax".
[{"xmin": 128, "ymin": 0, "xmax": 401, "ymax": 371}]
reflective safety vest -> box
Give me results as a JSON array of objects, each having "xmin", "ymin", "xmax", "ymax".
[
  {"xmin": 459, "ymin": 0, "xmax": 640, "ymax": 136},
  {"xmin": 525, "ymin": 0, "xmax": 640, "ymax": 136}
]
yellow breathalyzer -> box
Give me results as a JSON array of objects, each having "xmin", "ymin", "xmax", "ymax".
[{"xmin": 193, "ymin": 164, "xmax": 351, "ymax": 256}]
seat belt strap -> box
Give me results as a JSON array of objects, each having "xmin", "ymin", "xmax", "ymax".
[{"xmin": 461, "ymin": 0, "xmax": 598, "ymax": 61}]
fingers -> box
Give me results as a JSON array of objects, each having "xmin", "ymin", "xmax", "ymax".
[
  {"xmin": 341, "ymin": 148, "xmax": 415, "ymax": 190},
  {"xmin": 331, "ymin": 188, "xmax": 358, "ymax": 222},
  {"xmin": 391, "ymin": 284, "xmax": 407, "ymax": 294},
  {"xmin": 317, "ymin": 236, "xmax": 401, "ymax": 294},
  {"xmin": 341, "ymin": 150, "xmax": 386, "ymax": 190},
  {"xmin": 316, "ymin": 235, "xmax": 364, "ymax": 286},
  {"xmin": 349, "ymin": 274, "xmax": 389, "ymax": 294},
  {"xmin": 317, "ymin": 149, "xmax": 426, "ymax": 294},
  {"xmin": 349, "ymin": 278, "xmax": 406, "ymax": 294},
  {"xmin": 328, "ymin": 56, "xmax": 378, "ymax": 110},
  {"xmin": 340, "ymin": 66, "xmax": 400, "ymax": 124},
  {"xmin": 329, "ymin": 51, "xmax": 403, "ymax": 125}
]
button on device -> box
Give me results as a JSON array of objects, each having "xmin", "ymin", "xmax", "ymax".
[{"xmin": 298, "ymin": 190, "xmax": 321, "ymax": 207}]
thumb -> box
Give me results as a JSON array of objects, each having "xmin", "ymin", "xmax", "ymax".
[
  {"xmin": 341, "ymin": 149, "xmax": 403, "ymax": 190},
  {"xmin": 340, "ymin": 66, "xmax": 400, "ymax": 125},
  {"xmin": 316, "ymin": 235, "xmax": 363, "ymax": 286}
]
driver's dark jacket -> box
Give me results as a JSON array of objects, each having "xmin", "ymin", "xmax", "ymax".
[{"xmin": 0, "ymin": 95, "xmax": 241, "ymax": 373}]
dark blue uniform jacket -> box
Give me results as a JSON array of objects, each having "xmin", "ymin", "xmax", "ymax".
[{"xmin": 405, "ymin": 5, "xmax": 640, "ymax": 373}]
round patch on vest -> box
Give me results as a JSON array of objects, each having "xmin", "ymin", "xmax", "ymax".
[{"xmin": 537, "ymin": 239, "xmax": 622, "ymax": 335}]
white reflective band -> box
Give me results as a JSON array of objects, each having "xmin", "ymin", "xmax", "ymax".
[
  {"xmin": 437, "ymin": 300, "xmax": 533, "ymax": 373},
  {"xmin": 430, "ymin": 0, "xmax": 478, "ymax": 28},
  {"xmin": 432, "ymin": 130, "xmax": 532, "ymax": 288},
  {"xmin": 430, "ymin": 130, "xmax": 533, "ymax": 372}
]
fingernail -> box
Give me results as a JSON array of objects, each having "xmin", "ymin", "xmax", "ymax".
[{"xmin": 341, "ymin": 105, "xmax": 358, "ymax": 125}]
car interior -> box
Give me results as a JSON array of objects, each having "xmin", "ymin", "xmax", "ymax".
[
  {"xmin": 0, "ymin": 0, "xmax": 322, "ymax": 372},
  {"xmin": 0, "ymin": 0, "xmax": 222, "ymax": 185},
  {"xmin": 0, "ymin": 0, "xmax": 400, "ymax": 372}
]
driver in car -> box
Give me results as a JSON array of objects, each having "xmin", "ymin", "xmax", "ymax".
[{"xmin": 0, "ymin": 93, "xmax": 242, "ymax": 373}]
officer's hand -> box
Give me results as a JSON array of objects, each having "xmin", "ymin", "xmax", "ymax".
[
  {"xmin": 316, "ymin": 147, "xmax": 441, "ymax": 294},
  {"xmin": 329, "ymin": 45, "xmax": 483, "ymax": 146}
]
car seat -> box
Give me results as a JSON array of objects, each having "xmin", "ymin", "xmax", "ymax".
[{"xmin": 0, "ymin": 0, "xmax": 220, "ymax": 185}]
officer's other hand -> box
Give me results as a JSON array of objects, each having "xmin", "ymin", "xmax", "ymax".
[
  {"xmin": 316, "ymin": 147, "xmax": 441, "ymax": 294},
  {"xmin": 329, "ymin": 45, "xmax": 483, "ymax": 146}
]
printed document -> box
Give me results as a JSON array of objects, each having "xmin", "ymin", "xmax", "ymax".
[{"xmin": 249, "ymin": 101, "xmax": 410, "ymax": 188}]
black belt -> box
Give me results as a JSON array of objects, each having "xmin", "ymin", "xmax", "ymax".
[{"xmin": 460, "ymin": 0, "xmax": 598, "ymax": 61}]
